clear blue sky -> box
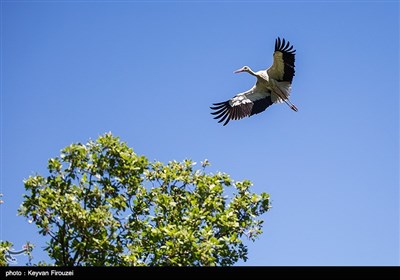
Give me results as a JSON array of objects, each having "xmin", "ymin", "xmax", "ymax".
[{"xmin": 1, "ymin": 0, "xmax": 399, "ymax": 266}]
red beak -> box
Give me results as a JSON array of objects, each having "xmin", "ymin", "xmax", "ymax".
[{"xmin": 234, "ymin": 68, "xmax": 244, "ymax": 74}]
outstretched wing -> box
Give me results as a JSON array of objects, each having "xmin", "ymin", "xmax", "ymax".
[
  {"xmin": 267, "ymin": 37, "xmax": 296, "ymax": 83},
  {"xmin": 210, "ymin": 87, "xmax": 273, "ymax": 126}
]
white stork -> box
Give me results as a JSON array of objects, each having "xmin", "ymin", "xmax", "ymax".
[{"xmin": 211, "ymin": 37, "xmax": 298, "ymax": 126}]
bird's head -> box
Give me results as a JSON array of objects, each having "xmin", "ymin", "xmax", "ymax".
[{"xmin": 234, "ymin": 66, "xmax": 251, "ymax": 74}]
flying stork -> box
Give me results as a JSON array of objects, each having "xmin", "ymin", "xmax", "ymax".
[{"xmin": 210, "ymin": 37, "xmax": 298, "ymax": 126}]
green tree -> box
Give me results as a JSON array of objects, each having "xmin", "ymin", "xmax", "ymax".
[
  {"xmin": 0, "ymin": 241, "xmax": 33, "ymax": 266},
  {"xmin": 0, "ymin": 241, "xmax": 12, "ymax": 266},
  {"xmin": 19, "ymin": 133, "xmax": 270, "ymax": 266}
]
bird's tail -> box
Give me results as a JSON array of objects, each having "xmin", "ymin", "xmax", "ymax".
[
  {"xmin": 271, "ymin": 81, "xmax": 291, "ymax": 103},
  {"xmin": 272, "ymin": 82, "xmax": 298, "ymax": 112}
]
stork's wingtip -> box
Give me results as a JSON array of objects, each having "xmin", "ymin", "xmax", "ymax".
[{"xmin": 291, "ymin": 105, "xmax": 298, "ymax": 112}]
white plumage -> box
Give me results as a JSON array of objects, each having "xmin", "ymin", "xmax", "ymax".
[{"xmin": 211, "ymin": 37, "xmax": 298, "ymax": 126}]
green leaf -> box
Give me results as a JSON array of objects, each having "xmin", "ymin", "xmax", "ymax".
[{"xmin": 20, "ymin": 132, "xmax": 271, "ymax": 266}]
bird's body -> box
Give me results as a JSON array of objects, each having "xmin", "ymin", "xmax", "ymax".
[{"xmin": 211, "ymin": 37, "xmax": 297, "ymax": 126}]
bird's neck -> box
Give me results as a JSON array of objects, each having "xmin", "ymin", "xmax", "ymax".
[
  {"xmin": 248, "ymin": 69, "xmax": 268, "ymax": 82},
  {"xmin": 246, "ymin": 68, "xmax": 257, "ymax": 77}
]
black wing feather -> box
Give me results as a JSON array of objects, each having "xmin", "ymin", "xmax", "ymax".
[
  {"xmin": 251, "ymin": 97, "xmax": 273, "ymax": 115},
  {"xmin": 210, "ymin": 96, "xmax": 273, "ymax": 126},
  {"xmin": 275, "ymin": 37, "xmax": 296, "ymax": 83}
]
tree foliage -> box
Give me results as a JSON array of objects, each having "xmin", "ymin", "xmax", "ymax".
[
  {"xmin": 0, "ymin": 241, "xmax": 12, "ymax": 266},
  {"xmin": 19, "ymin": 133, "xmax": 270, "ymax": 266}
]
